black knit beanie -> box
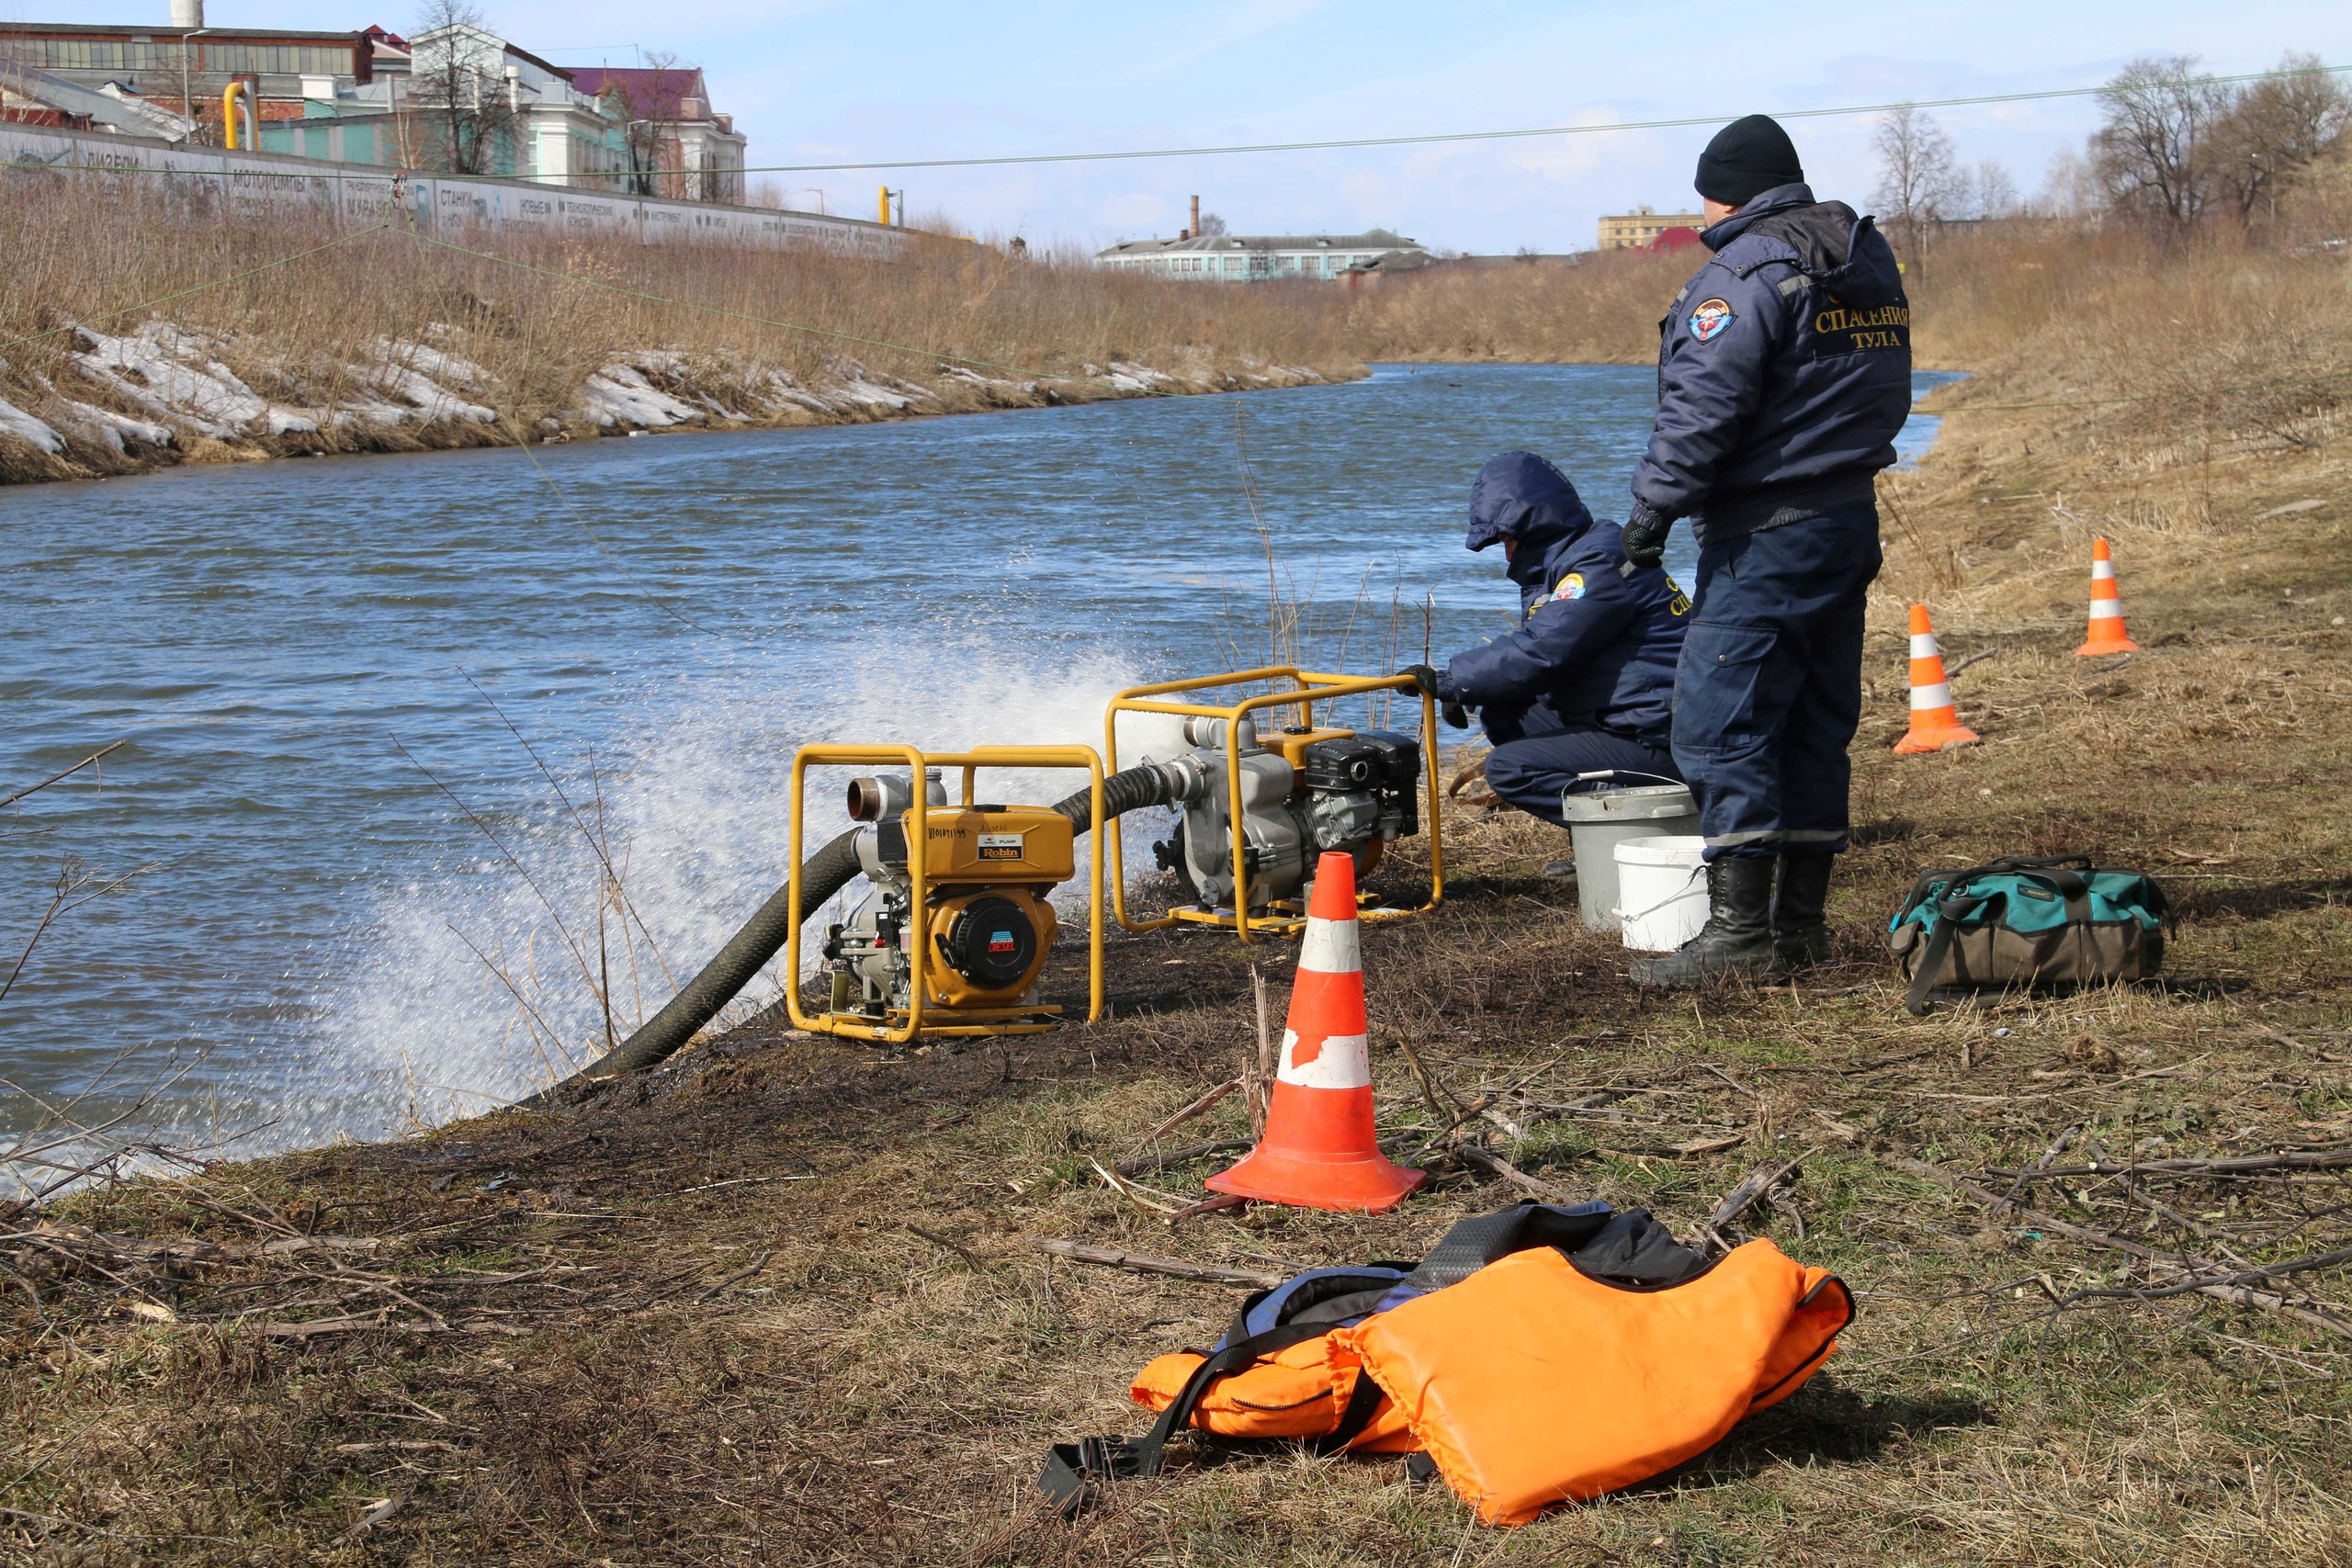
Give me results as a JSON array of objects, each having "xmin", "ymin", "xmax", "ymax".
[{"xmin": 1694, "ymin": 115, "xmax": 1804, "ymax": 207}]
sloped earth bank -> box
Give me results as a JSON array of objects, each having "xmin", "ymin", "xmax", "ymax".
[
  {"xmin": 0, "ymin": 325, "xmax": 1339, "ymax": 486},
  {"xmin": 6, "ymin": 402, "xmax": 2352, "ymax": 1565}
]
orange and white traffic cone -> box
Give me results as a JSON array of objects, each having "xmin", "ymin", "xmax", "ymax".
[
  {"xmin": 1894, "ymin": 604, "xmax": 1980, "ymax": 754},
  {"xmin": 1207, "ymin": 852, "xmax": 1425, "ymax": 1213},
  {"xmin": 2075, "ymin": 537, "xmax": 2140, "ymax": 656}
]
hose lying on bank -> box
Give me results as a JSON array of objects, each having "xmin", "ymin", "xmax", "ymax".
[{"xmin": 548, "ymin": 761, "xmax": 1193, "ymax": 1089}]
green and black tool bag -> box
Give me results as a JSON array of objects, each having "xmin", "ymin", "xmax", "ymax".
[{"xmin": 1887, "ymin": 854, "xmax": 2171, "ymax": 1016}]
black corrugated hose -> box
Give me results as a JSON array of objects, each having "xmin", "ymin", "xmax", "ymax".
[{"xmin": 542, "ymin": 762, "xmax": 1187, "ymax": 1091}]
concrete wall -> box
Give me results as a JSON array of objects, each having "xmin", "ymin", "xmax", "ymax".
[{"xmin": 0, "ymin": 119, "xmax": 911, "ymax": 261}]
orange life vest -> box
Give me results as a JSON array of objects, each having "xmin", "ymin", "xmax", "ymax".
[{"xmin": 1110, "ymin": 1211, "xmax": 1849, "ymax": 1526}]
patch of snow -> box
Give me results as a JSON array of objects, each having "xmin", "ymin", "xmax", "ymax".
[
  {"xmin": 582, "ymin": 364, "xmax": 703, "ymax": 428},
  {"xmin": 61, "ymin": 400, "xmax": 174, "ymax": 453},
  {"xmin": 1104, "ymin": 360, "xmax": 1172, "ymax": 391},
  {"xmin": 360, "ymin": 355, "xmax": 497, "ymax": 425},
  {"xmin": 0, "ymin": 394, "xmax": 65, "ymax": 454},
  {"xmin": 72, "ymin": 323, "xmax": 315, "ymax": 438},
  {"xmin": 374, "ymin": 337, "xmax": 491, "ymax": 392},
  {"xmin": 832, "ymin": 378, "xmax": 912, "ymax": 410}
]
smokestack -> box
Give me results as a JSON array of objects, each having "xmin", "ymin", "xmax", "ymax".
[
  {"xmin": 171, "ymin": 0, "xmax": 204, "ymax": 28},
  {"xmin": 1191, "ymin": 195, "xmax": 1200, "ymax": 236}
]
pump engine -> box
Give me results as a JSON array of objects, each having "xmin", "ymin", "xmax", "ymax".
[
  {"xmin": 820, "ymin": 770, "xmax": 1072, "ymax": 1025},
  {"xmin": 1150, "ymin": 716, "xmax": 1421, "ymax": 912}
]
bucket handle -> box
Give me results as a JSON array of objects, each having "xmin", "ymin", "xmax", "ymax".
[{"xmin": 1614, "ymin": 861, "xmax": 1707, "ymax": 925}]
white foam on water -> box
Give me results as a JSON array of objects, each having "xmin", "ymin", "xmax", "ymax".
[{"xmin": 245, "ymin": 638, "xmax": 1159, "ymax": 1152}]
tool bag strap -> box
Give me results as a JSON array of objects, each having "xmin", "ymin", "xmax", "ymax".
[
  {"xmin": 1902, "ymin": 855, "xmax": 2097, "ymax": 1017},
  {"xmin": 1036, "ymin": 1321, "xmax": 1329, "ymax": 1517}
]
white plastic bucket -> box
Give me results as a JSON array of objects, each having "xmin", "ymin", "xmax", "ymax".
[
  {"xmin": 1558, "ymin": 784, "xmax": 1700, "ymax": 932},
  {"xmin": 1614, "ymin": 835, "xmax": 1709, "ymax": 952}
]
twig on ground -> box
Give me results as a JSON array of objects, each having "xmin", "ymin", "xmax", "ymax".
[
  {"xmin": 1038, "ymin": 1239, "xmax": 1286, "ymax": 1289},
  {"xmin": 1123, "ymin": 1080, "xmax": 1238, "ymax": 1161},
  {"xmin": 1114, "ymin": 1139, "xmax": 1251, "ymax": 1179},
  {"xmin": 1453, "ymin": 1142, "xmax": 1574, "ymax": 1202},
  {"xmin": 1250, "ymin": 965, "xmax": 1275, "ymax": 1137},
  {"xmin": 1692, "ymin": 1153, "xmax": 1810, "ymax": 1252},
  {"xmin": 1889, "ymin": 1155, "xmax": 2352, "ymax": 1338},
  {"xmin": 906, "ymin": 1224, "xmax": 985, "ymax": 1271}
]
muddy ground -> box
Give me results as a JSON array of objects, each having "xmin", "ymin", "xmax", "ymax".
[{"xmin": 5, "ymin": 397, "xmax": 2350, "ymax": 1566}]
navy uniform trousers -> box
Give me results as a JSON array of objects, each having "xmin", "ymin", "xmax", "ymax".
[
  {"xmin": 1670, "ymin": 505, "xmax": 1883, "ymax": 862},
  {"xmin": 1481, "ymin": 704, "xmax": 1681, "ymax": 829}
]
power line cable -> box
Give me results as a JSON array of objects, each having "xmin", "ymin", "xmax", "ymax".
[
  {"xmin": 9, "ymin": 62, "xmax": 2345, "ymax": 183},
  {"xmin": 714, "ymin": 62, "xmax": 2352, "ymax": 174}
]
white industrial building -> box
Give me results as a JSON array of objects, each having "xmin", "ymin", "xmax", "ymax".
[{"xmin": 1094, "ymin": 229, "xmax": 1430, "ymax": 284}]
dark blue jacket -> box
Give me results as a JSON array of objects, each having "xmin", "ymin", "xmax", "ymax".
[
  {"xmin": 1630, "ymin": 183, "xmax": 1913, "ymax": 542},
  {"xmin": 1439, "ymin": 453, "xmax": 1689, "ymax": 747}
]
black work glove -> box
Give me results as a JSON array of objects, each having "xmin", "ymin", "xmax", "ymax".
[
  {"xmin": 1402, "ymin": 664, "xmax": 1472, "ymax": 729},
  {"xmin": 1619, "ymin": 499, "xmax": 1673, "ymax": 574}
]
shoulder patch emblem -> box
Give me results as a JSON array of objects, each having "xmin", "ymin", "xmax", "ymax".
[
  {"xmin": 1688, "ymin": 298, "xmax": 1736, "ymax": 343},
  {"xmin": 1553, "ymin": 573, "xmax": 1586, "ymax": 602}
]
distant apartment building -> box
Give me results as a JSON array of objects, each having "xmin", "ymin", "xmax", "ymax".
[
  {"xmin": 1095, "ymin": 229, "xmax": 1429, "ymax": 283},
  {"xmin": 567, "ymin": 65, "xmax": 747, "ymax": 205},
  {"xmin": 1598, "ymin": 205, "xmax": 1705, "ymax": 250}
]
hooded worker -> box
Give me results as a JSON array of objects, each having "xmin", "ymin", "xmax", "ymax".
[{"xmin": 1405, "ymin": 452, "xmax": 1688, "ymax": 831}]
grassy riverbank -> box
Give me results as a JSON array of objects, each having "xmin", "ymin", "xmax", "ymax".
[
  {"xmin": 0, "ymin": 179, "xmax": 1360, "ymax": 487},
  {"xmin": 6, "ymin": 219, "xmax": 2352, "ymax": 1564}
]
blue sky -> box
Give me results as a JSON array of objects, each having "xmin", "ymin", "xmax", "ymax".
[{"xmin": 182, "ymin": 2, "xmax": 2351, "ymax": 250}]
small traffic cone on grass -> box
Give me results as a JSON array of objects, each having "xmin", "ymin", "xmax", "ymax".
[
  {"xmin": 1206, "ymin": 852, "xmax": 1426, "ymax": 1213},
  {"xmin": 1894, "ymin": 604, "xmax": 1980, "ymax": 754},
  {"xmin": 2075, "ymin": 537, "xmax": 2140, "ymax": 656}
]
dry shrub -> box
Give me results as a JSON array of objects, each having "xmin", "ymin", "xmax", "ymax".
[
  {"xmin": 1909, "ymin": 216, "xmax": 2352, "ymax": 467},
  {"xmin": 1337, "ymin": 249, "xmax": 1693, "ymax": 363}
]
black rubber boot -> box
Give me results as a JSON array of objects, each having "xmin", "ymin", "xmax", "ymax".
[
  {"xmin": 1772, "ymin": 853, "xmax": 1836, "ymax": 971},
  {"xmin": 1631, "ymin": 855, "xmax": 1779, "ymax": 988}
]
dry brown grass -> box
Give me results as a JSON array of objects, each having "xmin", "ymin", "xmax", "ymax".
[
  {"xmin": 0, "ymin": 174, "xmax": 1363, "ymax": 484},
  {"xmin": 1333, "ymin": 249, "xmax": 1695, "ymax": 364},
  {"xmin": 7, "ymin": 189, "xmax": 2352, "ymax": 1566}
]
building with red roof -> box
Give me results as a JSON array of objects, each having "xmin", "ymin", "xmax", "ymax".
[{"xmin": 564, "ymin": 64, "xmax": 746, "ymax": 205}]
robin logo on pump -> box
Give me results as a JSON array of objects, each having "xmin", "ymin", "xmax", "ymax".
[{"xmin": 1688, "ymin": 299, "xmax": 1736, "ymax": 343}]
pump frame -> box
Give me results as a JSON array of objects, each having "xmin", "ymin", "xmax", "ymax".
[
  {"xmin": 1104, "ymin": 668, "xmax": 1444, "ymax": 942},
  {"xmin": 784, "ymin": 743, "xmax": 1106, "ymax": 1044}
]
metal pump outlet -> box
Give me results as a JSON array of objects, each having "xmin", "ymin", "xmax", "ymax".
[
  {"xmin": 1153, "ymin": 714, "xmax": 1421, "ymax": 911},
  {"xmin": 821, "ymin": 768, "xmax": 1076, "ymax": 1026}
]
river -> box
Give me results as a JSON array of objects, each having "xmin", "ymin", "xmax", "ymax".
[{"xmin": 0, "ymin": 363, "xmax": 1957, "ymax": 1165}]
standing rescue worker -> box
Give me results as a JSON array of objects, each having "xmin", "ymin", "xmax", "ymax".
[
  {"xmin": 1405, "ymin": 451, "xmax": 1687, "ymax": 831},
  {"xmin": 1616, "ymin": 115, "xmax": 1912, "ymax": 986}
]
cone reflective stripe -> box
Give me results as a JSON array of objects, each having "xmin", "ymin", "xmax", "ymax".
[
  {"xmin": 1893, "ymin": 604, "xmax": 1980, "ymax": 754},
  {"xmin": 2075, "ymin": 537, "xmax": 2140, "ymax": 656},
  {"xmin": 1207, "ymin": 853, "xmax": 1425, "ymax": 1213}
]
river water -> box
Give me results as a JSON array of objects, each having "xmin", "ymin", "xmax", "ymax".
[{"xmin": 0, "ymin": 363, "xmax": 1956, "ymax": 1162}]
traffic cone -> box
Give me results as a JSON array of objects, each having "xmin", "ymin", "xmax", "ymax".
[
  {"xmin": 2075, "ymin": 537, "xmax": 2140, "ymax": 656},
  {"xmin": 1206, "ymin": 852, "xmax": 1426, "ymax": 1213},
  {"xmin": 1894, "ymin": 604, "xmax": 1980, "ymax": 754}
]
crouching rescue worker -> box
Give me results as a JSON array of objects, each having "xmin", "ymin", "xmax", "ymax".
[
  {"xmin": 1616, "ymin": 114, "xmax": 1913, "ymax": 986},
  {"xmin": 1404, "ymin": 451, "xmax": 1687, "ymax": 834}
]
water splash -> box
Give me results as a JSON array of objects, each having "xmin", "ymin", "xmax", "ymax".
[{"xmin": 269, "ymin": 639, "xmax": 1156, "ymax": 1149}]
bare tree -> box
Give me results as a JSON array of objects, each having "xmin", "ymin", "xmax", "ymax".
[
  {"xmin": 408, "ymin": 0, "xmax": 521, "ymax": 177},
  {"xmin": 604, "ymin": 51, "xmax": 695, "ymax": 198},
  {"xmin": 1195, "ymin": 210, "xmax": 1230, "ymax": 237},
  {"xmin": 1966, "ymin": 159, "xmax": 2019, "ymax": 220},
  {"xmin": 2092, "ymin": 54, "xmax": 2228, "ymax": 228},
  {"xmin": 2211, "ymin": 51, "xmax": 2351, "ymax": 227},
  {"xmin": 1871, "ymin": 105, "xmax": 1965, "ymax": 249},
  {"xmin": 2034, "ymin": 147, "xmax": 2101, "ymax": 218}
]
